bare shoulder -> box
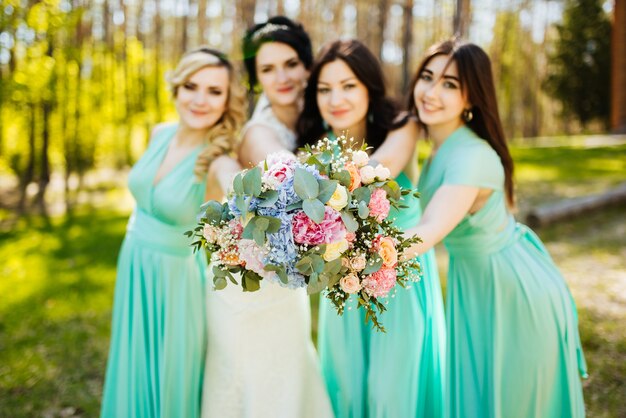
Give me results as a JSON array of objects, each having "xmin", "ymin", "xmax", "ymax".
[
  {"xmin": 240, "ymin": 123, "xmax": 282, "ymax": 150},
  {"xmin": 149, "ymin": 122, "xmax": 177, "ymax": 142}
]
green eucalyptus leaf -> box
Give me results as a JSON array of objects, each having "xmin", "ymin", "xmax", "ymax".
[
  {"xmin": 286, "ymin": 201, "xmax": 303, "ymax": 211},
  {"xmin": 302, "ymin": 198, "xmax": 325, "ymax": 224},
  {"xmin": 242, "ymin": 270, "xmax": 262, "ymax": 292},
  {"xmin": 202, "ymin": 200, "xmax": 224, "ymax": 224},
  {"xmin": 255, "ymin": 217, "xmax": 270, "ymax": 231},
  {"xmin": 257, "ymin": 190, "xmax": 279, "ymax": 207},
  {"xmin": 294, "ymin": 167, "xmax": 320, "ymax": 199},
  {"xmin": 306, "ymin": 155, "xmax": 324, "ymax": 169},
  {"xmin": 242, "ymin": 221, "xmax": 255, "ymax": 240},
  {"xmin": 213, "ymin": 277, "xmax": 228, "ymax": 290},
  {"xmin": 233, "ymin": 173, "xmax": 244, "ymax": 195},
  {"xmin": 340, "ymin": 211, "xmax": 359, "ymax": 232},
  {"xmin": 332, "ymin": 169, "xmax": 351, "ymax": 188},
  {"xmin": 358, "ymin": 201, "xmax": 370, "ymax": 219},
  {"xmin": 264, "ymin": 264, "xmax": 289, "ymax": 284},
  {"xmin": 212, "ymin": 266, "xmax": 228, "ymax": 277},
  {"xmin": 243, "ymin": 166, "xmax": 262, "ymax": 196},
  {"xmin": 352, "ymin": 186, "xmax": 372, "ymax": 204},
  {"xmin": 235, "ymin": 195, "xmax": 248, "ymax": 216},
  {"xmin": 317, "ymin": 179, "xmax": 338, "ymax": 204},
  {"xmin": 323, "ymin": 258, "xmax": 343, "ymax": 275},
  {"xmin": 327, "ymin": 272, "xmax": 342, "ymax": 288},
  {"xmin": 252, "ymin": 228, "xmax": 266, "ymax": 246},
  {"xmin": 307, "ymin": 272, "xmax": 328, "ymax": 295},
  {"xmin": 310, "ymin": 253, "xmax": 326, "ymax": 274},
  {"xmin": 265, "ymin": 217, "xmax": 282, "ymax": 233},
  {"xmin": 221, "ymin": 202, "xmax": 234, "ymax": 222},
  {"xmin": 382, "ymin": 180, "xmax": 401, "ymax": 201},
  {"xmin": 296, "ymin": 256, "xmax": 314, "ymax": 275},
  {"xmin": 318, "ymin": 150, "xmax": 333, "ymax": 165},
  {"xmin": 363, "ymin": 254, "xmax": 383, "ymax": 274}
]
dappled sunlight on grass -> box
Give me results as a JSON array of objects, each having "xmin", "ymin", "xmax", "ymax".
[{"xmin": 0, "ymin": 209, "xmax": 129, "ymax": 416}]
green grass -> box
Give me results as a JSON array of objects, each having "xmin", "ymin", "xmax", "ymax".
[
  {"xmin": 0, "ymin": 210, "xmax": 127, "ymax": 417},
  {"xmin": 1, "ymin": 142, "xmax": 625, "ymax": 417}
]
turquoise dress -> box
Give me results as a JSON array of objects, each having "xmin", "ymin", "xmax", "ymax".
[
  {"xmin": 318, "ymin": 167, "xmax": 447, "ymax": 418},
  {"xmin": 419, "ymin": 126, "xmax": 587, "ymax": 418},
  {"xmin": 101, "ymin": 125, "xmax": 208, "ymax": 418}
]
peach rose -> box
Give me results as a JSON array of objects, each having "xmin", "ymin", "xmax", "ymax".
[
  {"xmin": 378, "ymin": 237, "xmax": 398, "ymax": 268},
  {"xmin": 350, "ymin": 255, "xmax": 367, "ymax": 271},
  {"xmin": 345, "ymin": 163, "xmax": 361, "ymax": 192},
  {"xmin": 339, "ymin": 273, "xmax": 362, "ymax": 294}
]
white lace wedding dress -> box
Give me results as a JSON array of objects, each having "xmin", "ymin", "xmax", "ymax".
[{"xmin": 201, "ymin": 96, "xmax": 334, "ymax": 418}]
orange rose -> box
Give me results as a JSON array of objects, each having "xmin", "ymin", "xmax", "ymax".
[
  {"xmin": 345, "ymin": 163, "xmax": 361, "ymax": 192},
  {"xmin": 378, "ymin": 237, "xmax": 398, "ymax": 268}
]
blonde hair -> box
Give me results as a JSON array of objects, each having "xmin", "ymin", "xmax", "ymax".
[{"xmin": 166, "ymin": 48, "xmax": 247, "ymax": 179}]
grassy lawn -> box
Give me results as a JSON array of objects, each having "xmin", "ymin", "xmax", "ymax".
[{"xmin": 1, "ymin": 143, "xmax": 625, "ymax": 417}]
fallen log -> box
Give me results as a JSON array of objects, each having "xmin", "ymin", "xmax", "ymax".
[{"xmin": 526, "ymin": 182, "xmax": 626, "ymax": 228}]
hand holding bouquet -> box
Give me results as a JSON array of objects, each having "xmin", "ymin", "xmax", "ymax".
[{"xmin": 187, "ymin": 137, "xmax": 423, "ymax": 331}]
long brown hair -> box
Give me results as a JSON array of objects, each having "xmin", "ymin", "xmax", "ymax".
[
  {"xmin": 407, "ymin": 39, "xmax": 515, "ymax": 208},
  {"xmin": 296, "ymin": 39, "xmax": 405, "ymax": 151}
]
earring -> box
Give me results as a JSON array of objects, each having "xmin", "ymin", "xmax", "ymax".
[
  {"xmin": 322, "ymin": 120, "xmax": 330, "ymax": 131},
  {"xmin": 462, "ymin": 108, "xmax": 473, "ymax": 122},
  {"xmin": 367, "ymin": 111, "xmax": 374, "ymax": 124}
]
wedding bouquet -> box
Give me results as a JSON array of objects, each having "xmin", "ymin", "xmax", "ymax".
[{"xmin": 187, "ymin": 136, "xmax": 423, "ymax": 330}]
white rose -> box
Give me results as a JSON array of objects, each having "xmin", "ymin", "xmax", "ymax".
[
  {"xmin": 374, "ymin": 164, "xmax": 391, "ymax": 181},
  {"xmin": 359, "ymin": 165, "xmax": 377, "ymax": 184},
  {"xmin": 327, "ymin": 184, "xmax": 348, "ymax": 211},
  {"xmin": 352, "ymin": 150, "xmax": 370, "ymax": 168},
  {"xmin": 339, "ymin": 273, "xmax": 362, "ymax": 294},
  {"xmin": 323, "ymin": 239, "xmax": 350, "ymax": 261}
]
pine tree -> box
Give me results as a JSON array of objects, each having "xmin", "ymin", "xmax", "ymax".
[{"xmin": 544, "ymin": 0, "xmax": 611, "ymax": 127}]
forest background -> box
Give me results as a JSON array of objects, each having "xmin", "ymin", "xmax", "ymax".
[{"xmin": 1, "ymin": 0, "xmax": 625, "ymax": 417}]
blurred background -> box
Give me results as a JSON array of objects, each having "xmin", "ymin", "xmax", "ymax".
[{"xmin": 0, "ymin": 0, "xmax": 625, "ymax": 416}]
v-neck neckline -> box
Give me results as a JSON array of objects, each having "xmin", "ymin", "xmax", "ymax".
[{"xmin": 151, "ymin": 127, "xmax": 203, "ymax": 188}]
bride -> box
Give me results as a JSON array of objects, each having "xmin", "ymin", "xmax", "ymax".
[{"xmin": 200, "ymin": 16, "xmax": 334, "ymax": 418}]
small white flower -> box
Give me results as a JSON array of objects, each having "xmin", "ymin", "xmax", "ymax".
[
  {"xmin": 374, "ymin": 164, "xmax": 391, "ymax": 181},
  {"xmin": 352, "ymin": 150, "xmax": 370, "ymax": 167},
  {"xmin": 360, "ymin": 165, "xmax": 376, "ymax": 184}
]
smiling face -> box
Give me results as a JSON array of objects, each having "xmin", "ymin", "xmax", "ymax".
[
  {"xmin": 255, "ymin": 42, "xmax": 309, "ymax": 107},
  {"xmin": 316, "ymin": 59, "xmax": 369, "ymax": 135},
  {"xmin": 174, "ymin": 65, "xmax": 230, "ymax": 131},
  {"xmin": 413, "ymin": 54, "xmax": 469, "ymax": 140}
]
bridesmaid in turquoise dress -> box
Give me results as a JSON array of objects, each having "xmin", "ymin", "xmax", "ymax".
[
  {"xmin": 404, "ymin": 40, "xmax": 587, "ymax": 417},
  {"xmin": 297, "ymin": 39, "xmax": 446, "ymax": 418},
  {"xmin": 100, "ymin": 48, "xmax": 245, "ymax": 418}
]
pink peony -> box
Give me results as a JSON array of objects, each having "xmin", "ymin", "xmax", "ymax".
[
  {"xmin": 292, "ymin": 207, "xmax": 347, "ymax": 245},
  {"xmin": 368, "ymin": 188, "xmax": 391, "ymax": 222},
  {"xmin": 362, "ymin": 268, "xmax": 397, "ymax": 298},
  {"xmin": 263, "ymin": 162, "xmax": 295, "ymax": 188}
]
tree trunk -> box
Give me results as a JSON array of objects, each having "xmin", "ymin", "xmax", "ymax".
[
  {"xmin": 18, "ymin": 103, "xmax": 37, "ymax": 216},
  {"xmin": 197, "ymin": 0, "xmax": 207, "ymax": 45},
  {"xmin": 373, "ymin": 0, "xmax": 389, "ymax": 61},
  {"xmin": 453, "ymin": 0, "xmax": 471, "ymax": 37},
  {"xmin": 153, "ymin": 0, "xmax": 163, "ymax": 122},
  {"xmin": 401, "ymin": 0, "xmax": 414, "ymax": 91}
]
